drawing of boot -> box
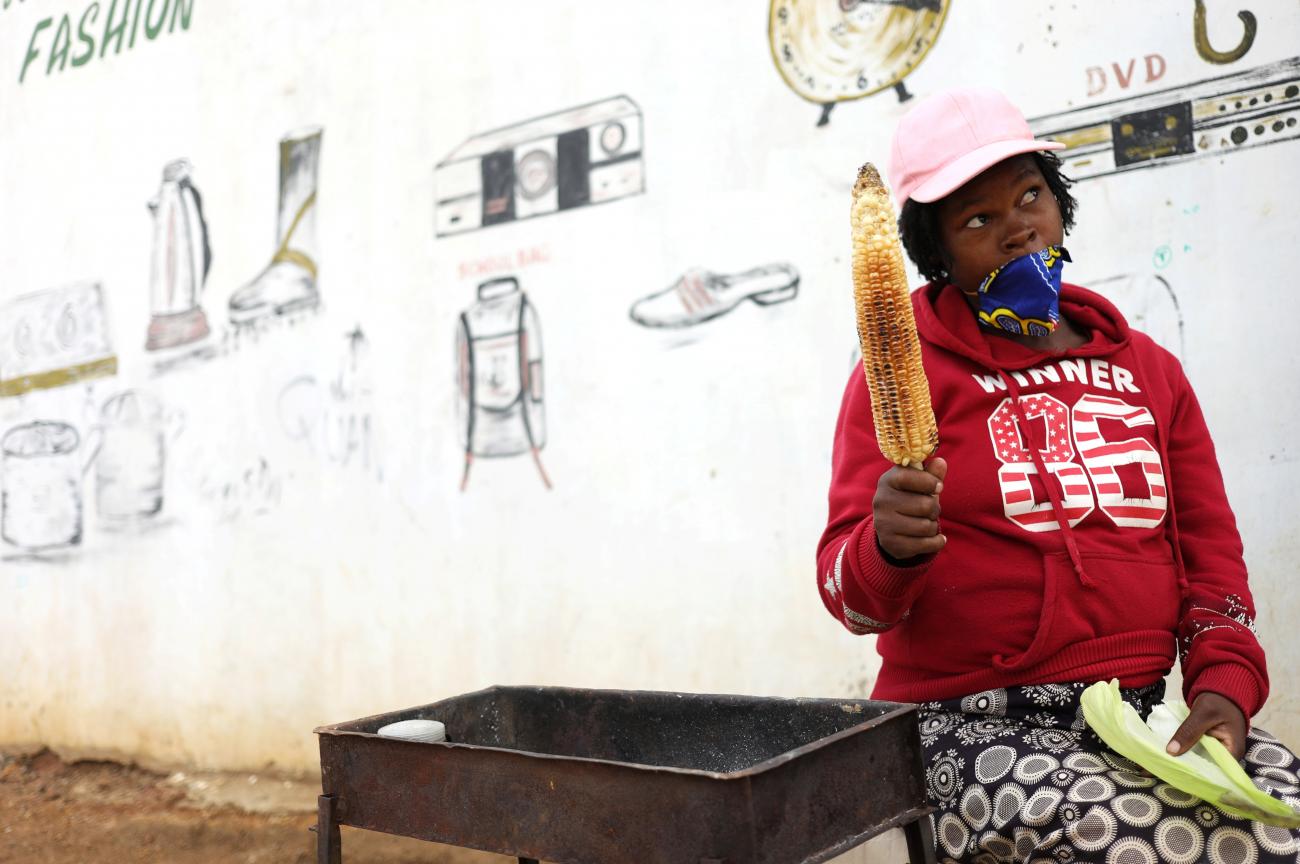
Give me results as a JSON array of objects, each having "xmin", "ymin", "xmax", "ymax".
[
  {"xmin": 229, "ymin": 127, "xmax": 322, "ymax": 325},
  {"xmin": 629, "ymin": 263, "xmax": 799, "ymax": 329}
]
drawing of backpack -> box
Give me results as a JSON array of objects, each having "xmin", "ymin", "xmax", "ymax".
[{"xmin": 455, "ymin": 276, "xmax": 549, "ymax": 490}]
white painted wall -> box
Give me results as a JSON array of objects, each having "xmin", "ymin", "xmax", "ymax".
[{"xmin": 1, "ymin": 3, "xmax": 1297, "ymax": 838}]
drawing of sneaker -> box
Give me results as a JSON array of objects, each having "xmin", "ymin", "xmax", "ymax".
[{"xmin": 629, "ymin": 263, "xmax": 799, "ymax": 329}]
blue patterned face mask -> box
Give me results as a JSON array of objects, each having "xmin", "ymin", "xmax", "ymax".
[{"xmin": 968, "ymin": 246, "xmax": 1071, "ymax": 337}]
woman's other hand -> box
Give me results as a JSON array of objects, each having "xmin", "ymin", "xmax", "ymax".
[
  {"xmin": 873, "ymin": 457, "xmax": 948, "ymax": 563},
  {"xmin": 1166, "ymin": 691, "xmax": 1248, "ymax": 760}
]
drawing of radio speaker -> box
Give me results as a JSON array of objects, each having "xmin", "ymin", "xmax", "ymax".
[
  {"xmin": 436, "ymin": 95, "xmax": 645, "ymax": 236},
  {"xmin": 1029, "ymin": 57, "xmax": 1300, "ymax": 181}
]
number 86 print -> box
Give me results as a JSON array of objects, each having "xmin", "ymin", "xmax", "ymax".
[{"xmin": 988, "ymin": 393, "xmax": 1168, "ymax": 533}]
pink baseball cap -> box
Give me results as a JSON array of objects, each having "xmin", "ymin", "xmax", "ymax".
[{"xmin": 887, "ymin": 87, "xmax": 1064, "ymax": 204}]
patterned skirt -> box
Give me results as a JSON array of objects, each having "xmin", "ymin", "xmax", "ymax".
[{"xmin": 918, "ymin": 682, "xmax": 1300, "ymax": 863}]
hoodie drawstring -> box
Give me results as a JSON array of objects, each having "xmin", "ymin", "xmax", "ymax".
[{"xmin": 998, "ymin": 370, "xmax": 1094, "ymax": 587}]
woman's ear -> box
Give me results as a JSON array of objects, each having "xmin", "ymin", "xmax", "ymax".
[{"xmin": 938, "ymin": 248, "xmax": 953, "ymax": 280}]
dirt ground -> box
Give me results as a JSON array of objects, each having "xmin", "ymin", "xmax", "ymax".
[
  {"xmin": 0, "ymin": 747, "xmax": 899, "ymax": 863},
  {"xmin": 0, "ymin": 747, "xmax": 514, "ymax": 864}
]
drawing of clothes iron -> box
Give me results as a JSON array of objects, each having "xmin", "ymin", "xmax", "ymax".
[
  {"xmin": 455, "ymin": 277, "xmax": 549, "ymax": 490},
  {"xmin": 629, "ymin": 263, "xmax": 799, "ymax": 329}
]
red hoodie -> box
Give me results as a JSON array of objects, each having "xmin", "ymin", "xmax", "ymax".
[{"xmin": 817, "ymin": 282, "xmax": 1267, "ymax": 719}]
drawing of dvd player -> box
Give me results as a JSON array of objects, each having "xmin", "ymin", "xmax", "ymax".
[
  {"xmin": 1028, "ymin": 57, "xmax": 1300, "ymax": 181},
  {"xmin": 435, "ymin": 95, "xmax": 645, "ymax": 236}
]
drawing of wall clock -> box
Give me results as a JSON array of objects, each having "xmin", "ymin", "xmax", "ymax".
[{"xmin": 769, "ymin": 0, "xmax": 950, "ymax": 126}]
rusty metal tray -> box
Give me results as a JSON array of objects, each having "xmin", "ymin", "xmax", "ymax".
[{"xmin": 314, "ymin": 685, "xmax": 934, "ymax": 864}]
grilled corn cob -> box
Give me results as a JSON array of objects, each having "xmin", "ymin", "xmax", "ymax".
[{"xmin": 850, "ymin": 162, "xmax": 938, "ymax": 467}]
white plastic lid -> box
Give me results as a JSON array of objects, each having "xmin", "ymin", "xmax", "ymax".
[{"xmin": 376, "ymin": 719, "xmax": 446, "ymax": 742}]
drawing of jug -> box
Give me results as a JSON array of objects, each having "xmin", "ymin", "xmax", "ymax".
[
  {"xmin": 0, "ymin": 421, "xmax": 84, "ymax": 550},
  {"xmin": 455, "ymin": 276, "xmax": 549, "ymax": 490},
  {"xmin": 146, "ymin": 159, "xmax": 212, "ymax": 351},
  {"xmin": 89, "ymin": 390, "xmax": 181, "ymax": 522}
]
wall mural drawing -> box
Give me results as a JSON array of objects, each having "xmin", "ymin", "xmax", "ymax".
[
  {"xmin": 456, "ymin": 277, "xmax": 549, "ymax": 490},
  {"xmin": 629, "ymin": 263, "xmax": 800, "ymax": 329},
  {"xmin": 0, "ymin": 393, "xmax": 179, "ymax": 556},
  {"xmin": 1092, "ymin": 274, "xmax": 1186, "ymax": 361},
  {"xmin": 198, "ymin": 457, "xmax": 282, "ymax": 522},
  {"xmin": 435, "ymin": 96, "xmax": 644, "ymax": 236},
  {"xmin": 768, "ymin": 0, "xmax": 949, "ymax": 126},
  {"xmin": 229, "ymin": 126, "xmax": 322, "ymax": 328},
  {"xmin": 1, "ymin": 421, "xmax": 84, "ymax": 554},
  {"xmin": 146, "ymin": 159, "xmax": 213, "ymax": 356},
  {"xmin": 1194, "ymin": 0, "xmax": 1257, "ymax": 65},
  {"xmin": 0, "ymin": 282, "xmax": 117, "ymax": 398},
  {"xmin": 1029, "ymin": 56, "xmax": 1300, "ymax": 181},
  {"xmin": 277, "ymin": 326, "xmax": 380, "ymax": 477},
  {"xmin": 1085, "ymin": 53, "xmax": 1169, "ymax": 99},
  {"xmin": 92, "ymin": 389, "xmax": 179, "ymax": 524}
]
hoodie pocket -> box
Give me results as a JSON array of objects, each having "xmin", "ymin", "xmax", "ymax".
[{"xmin": 992, "ymin": 552, "xmax": 1180, "ymax": 673}]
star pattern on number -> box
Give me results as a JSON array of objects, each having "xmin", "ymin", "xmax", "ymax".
[
  {"xmin": 1020, "ymin": 395, "xmax": 1071, "ymax": 459},
  {"xmin": 991, "ymin": 396, "xmax": 1072, "ymax": 463},
  {"xmin": 991, "ymin": 406, "xmax": 1023, "ymax": 461},
  {"xmin": 985, "ymin": 391, "xmax": 1171, "ymax": 536}
]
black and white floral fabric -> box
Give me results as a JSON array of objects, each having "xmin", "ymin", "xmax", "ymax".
[{"xmin": 918, "ymin": 682, "xmax": 1300, "ymax": 863}]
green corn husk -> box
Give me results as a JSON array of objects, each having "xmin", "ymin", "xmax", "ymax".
[{"xmin": 1081, "ymin": 679, "xmax": 1300, "ymax": 827}]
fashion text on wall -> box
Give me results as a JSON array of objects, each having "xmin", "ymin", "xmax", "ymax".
[{"xmin": 18, "ymin": 0, "xmax": 196, "ymax": 84}]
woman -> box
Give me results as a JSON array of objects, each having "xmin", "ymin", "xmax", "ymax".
[{"xmin": 817, "ymin": 87, "xmax": 1299, "ymax": 862}]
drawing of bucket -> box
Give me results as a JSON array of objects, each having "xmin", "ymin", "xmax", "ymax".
[
  {"xmin": 91, "ymin": 390, "xmax": 180, "ymax": 522},
  {"xmin": 1, "ymin": 421, "xmax": 83, "ymax": 550},
  {"xmin": 455, "ymin": 277, "xmax": 549, "ymax": 489}
]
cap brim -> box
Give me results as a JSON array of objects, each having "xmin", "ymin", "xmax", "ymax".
[{"xmin": 910, "ymin": 138, "xmax": 1066, "ymax": 204}]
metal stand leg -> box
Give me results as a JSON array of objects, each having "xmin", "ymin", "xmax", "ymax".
[
  {"xmin": 317, "ymin": 794, "xmax": 342, "ymax": 864},
  {"xmin": 902, "ymin": 815, "xmax": 937, "ymax": 864}
]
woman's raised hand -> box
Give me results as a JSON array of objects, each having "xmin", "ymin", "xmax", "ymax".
[{"xmin": 873, "ymin": 457, "xmax": 948, "ymax": 564}]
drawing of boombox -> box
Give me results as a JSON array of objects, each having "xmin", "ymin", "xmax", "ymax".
[
  {"xmin": 435, "ymin": 95, "xmax": 645, "ymax": 236},
  {"xmin": 1028, "ymin": 56, "xmax": 1300, "ymax": 181}
]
